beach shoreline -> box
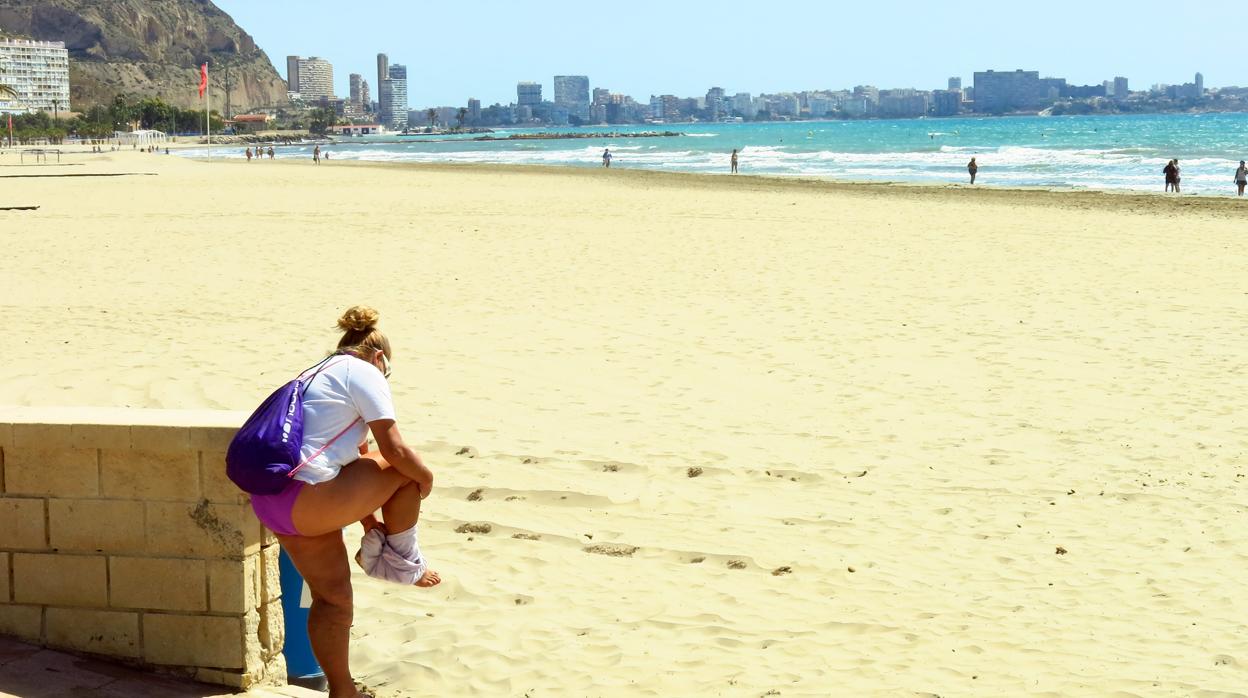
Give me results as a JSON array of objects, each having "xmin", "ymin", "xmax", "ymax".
[{"xmin": 15, "ymin": 139, "xmax": 1248, "ymax": 204}]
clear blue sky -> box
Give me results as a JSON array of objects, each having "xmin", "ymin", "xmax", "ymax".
[{"xmin": 216, "ymin": 0, "xmax": 1236, "ymax": 108}]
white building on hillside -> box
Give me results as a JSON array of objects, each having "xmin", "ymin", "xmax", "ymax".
[{"xmin": 0, "ymin": 38, "xmax": 70, "ymax": 113}]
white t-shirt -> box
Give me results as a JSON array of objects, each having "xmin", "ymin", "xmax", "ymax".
[{"xmin": 293, "ymin": 355, "xmax": 396, "ymax": 484}]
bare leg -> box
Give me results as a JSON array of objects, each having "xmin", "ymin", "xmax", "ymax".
[
  {"xmin": 278, "ymin": 531, "xmax": 365, "ymax": 698},
  {"xmin": 378, "ymin": 482, "xmax": 441, "ymax": 587},
  {"xmin": 381, "ymin": 479, "xmax": 423, "ymax": 533},
  {"xmin": 291, "ymin": 454, "xmax": 440, "ymax": 586}
]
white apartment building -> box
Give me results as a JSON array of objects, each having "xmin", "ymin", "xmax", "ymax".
[
  {"xmin": 0, "ymin": 38, "xmax": 70, "ymax": 113},
  {"xmin": 287, "ymin": 56, "xmax": 334, "ymax": 100}
]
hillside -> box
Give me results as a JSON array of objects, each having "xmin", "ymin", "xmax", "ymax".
[{"xmin": 0, "ymin": 0, "xmax": 287, "ymax": 112}]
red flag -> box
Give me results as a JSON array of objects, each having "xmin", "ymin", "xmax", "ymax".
[{"xmin": 198, "ymin": 63, "xmax": 208, "ymax": 98}]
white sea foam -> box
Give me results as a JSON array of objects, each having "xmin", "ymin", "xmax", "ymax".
[{"xmin": 178, "ymin": 123, "xmax": 1248, "ymax": 195}]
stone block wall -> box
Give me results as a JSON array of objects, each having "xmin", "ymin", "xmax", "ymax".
[{"xmin": 0, "ymin": 407, "xmax": 285, "ymax": 689}]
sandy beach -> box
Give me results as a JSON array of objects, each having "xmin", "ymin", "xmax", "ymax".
[{"xmin": 2, "ymin": 149, "xmax": 1247, "ymax": 696}]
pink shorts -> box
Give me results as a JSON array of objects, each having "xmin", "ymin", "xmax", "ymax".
[{"xmin": 250, "ymin": 480, "xmax": 305, "ymax": 536}]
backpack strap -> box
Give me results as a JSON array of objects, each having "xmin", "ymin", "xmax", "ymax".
[
  {"xmin": 288, "ymin": 416, "xmax": 363, "ymax": 479},
  {"xmin": 298, "ymin": 356, "xmax": 350, "ymax": 396}
]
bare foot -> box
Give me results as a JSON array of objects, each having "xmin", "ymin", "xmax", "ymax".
[{"xmin": 416, "ymin": 569, "xmax": 441, "ymax": 587}]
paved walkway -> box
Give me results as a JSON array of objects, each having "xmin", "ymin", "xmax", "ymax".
[{"xmin": 0, "ymin": 637, "xmax": 320, "ymax": 698}]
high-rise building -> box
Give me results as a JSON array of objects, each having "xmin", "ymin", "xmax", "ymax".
[
  {"xmin": 732, "ymin": 93, "xmax": 755, "ymax": 118},
  {"xmin": 948, "ymin": 77, "xmax": 962, "ymax": 92},
  {"xmin": 349, "ymin": 73, "xmax": 364, "ymax": 109},
  {"xmin": 286, "ymin": 56, "xmax": 333, "ymax": 99},
  {"xmin": 705, "ymin": 86, "xmax": 726, "ymax": 120},
  {"xmin": 1113, "ymin": 76, "xmax": 1129, "ymax": 100},
  {"xmin": 592, "ymin": 87, "xmax": 611, "ymax": 106},
  {"xmin": 654, "ymin": 94, "xmax": 681, "ymax": 120},
  {"xmin": 0, "ymin": 38, "xmax": 70, "ymax": 113},
  {"xmin": 853, "ymin": 85, "xmax": 880, "ymax": 105},
  {"xmin": 931, "ymin": 89, "xmax": 961, "ymax": 116},
  {"xmin": 382, "ymin": 64, "xmax": 408, "ymax": 129},
  {"xmin": 553, "ymin": 76, "xmax": 590, "ymax": 121},
  {"xmin": 1195, "ymin": 72, "xmax": 1204, "ymax": 95},
  {"xmin": 517, "ymin": 81, "xmax": 542, "ymax": 107},
  {"xmin": 361, "ymin": 80, "xmax": 371, "ymax": 113},
  {"xmin": 286, "ymin": 55, "xmax": 301, "ymax": 92},
  {"xmin": 376, "ymin": 53, "xmax": 390, "ymax": 124},
  {"xmin": 808, "ymin": 95, "xmax": 834, "ymax": 118},
  {"xmin": 973, "ymin": 69, "xmax": 1051, "ymax": 113},
  {"xmin": 553, "ymin": 75, "xmax": 590, "ymax": 106},
  {"xmin": 376, "ymin": 54, "xmax": 389, "ymax": 101},
  {"xmin": 467, "ymin": 98, "xmax": 481, "ymax": 125},
  {"xmin": 878, "ymin": 89, "xmax": 929, "ymax": 118}
]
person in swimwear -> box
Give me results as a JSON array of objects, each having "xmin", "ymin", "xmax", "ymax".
[{"xmin": 249, "ymin": 305, "xmax": 439, "ymax": 698}]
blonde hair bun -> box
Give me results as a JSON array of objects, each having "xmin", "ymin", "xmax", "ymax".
[{"xmin": 337, "ymin": 306, "xmax": 380, "ymax": 333}]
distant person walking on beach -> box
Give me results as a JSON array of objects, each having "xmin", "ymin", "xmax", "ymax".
[
  {"xmin": 967, "ymin": 157, "xmax": 978, "ymax": 184},
  {"xmin": 1235, "ymin": 160, "xmax": 1247, "ymax": 196},
  {"xmin": 1163, "ymin": 160, "xmax": 1177, "ymax": 192},
  {"xmin": 602, "ymin": 148, "xmax": 612, "ymax": 168},
  {"xmin": 268, "ymin": 146, "xmax": 275, "ymax": 160},
  {"xmin": 313, "ymin": 144, "xmax": 321, "ymax": 165},
  {"xmin": 1172, "ymin": 159, "xmax": 1182, "ymax": 193},
  {"xmin": 731, "ymin": 149, "xmax": 739, "ymax": 174},
  {"xmin": 245, "ymin": 147, "xmax": 253, "ymax": 162},
  {"xmin": 244, "ymin": 306, "xmax": 440, "ymax": 698}
]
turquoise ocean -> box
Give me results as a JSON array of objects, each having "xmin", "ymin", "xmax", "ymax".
[{"xmin": 196, "ymin": 113, "xmax": 1248, "ymax": 195}]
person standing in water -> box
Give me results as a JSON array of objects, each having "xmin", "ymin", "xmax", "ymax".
[
  {"xmin": 314, "ymin": 144, "xmax": 321, "ymax": 165},
  {"xmin": 1163, "ymin": 160, "xmax": 1177, "ymax": 192},
  {"xmin": 1235, "ymin": 160, "xmax": 1247, "ymax": 196},
  {"xmin": 967, "ymin": 157, "xmax": 978, "ymax": 184},
  {"xmin": 1172, "ymin": 159, "xmax": 1182, "ymax": 193},
  {"xmin": 731, "ymin": 149, "xmax": 739, "ymax": 174},
  {"xmin": 602, "ymin": 148, "xmax": 612, "ymax": 168}
]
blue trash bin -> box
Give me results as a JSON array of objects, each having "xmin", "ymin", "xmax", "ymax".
[{"xmin": 279, "ymin": 548, "xmax": 327, "ymax": 690}]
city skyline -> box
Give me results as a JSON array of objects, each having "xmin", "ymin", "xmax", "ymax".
[{"xmin": 216, "ymin": 0, "xmax": 1243, "ymax": 107}]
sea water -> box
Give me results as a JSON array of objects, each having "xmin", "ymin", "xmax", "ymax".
[{"xmin": 195, "ymin": 113, "xmax": 1248, "ymax": 195}]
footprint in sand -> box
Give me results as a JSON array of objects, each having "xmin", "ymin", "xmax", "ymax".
[
  {"xmin": 455, "ymin": 522, "xmax": 492, "ymax": 534},
  {"xmin": 727, "ymin": 560, "xmax": 747, "ymax": 570}
]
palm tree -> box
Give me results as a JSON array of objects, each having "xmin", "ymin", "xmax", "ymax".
[
  {"xmin": 456, "ymin": 107, "xmax": 467, "ymax": 129},
  {"xmin": 426, "ymin": 108, "xmax": 437, "ymax": 128}
]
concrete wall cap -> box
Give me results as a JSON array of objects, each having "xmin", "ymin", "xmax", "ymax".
[{"xmin": 0, "ymin": 406, "xmax": 248, "ymax": 428}]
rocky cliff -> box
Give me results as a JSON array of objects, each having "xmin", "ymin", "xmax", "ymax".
[{"xmin": 0, "ymin": 0, "xmax": 287, "ymax": 112}]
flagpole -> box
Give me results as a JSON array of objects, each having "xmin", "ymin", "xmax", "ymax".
[{"xmin": 206, "ymin": 62, "xmax": 211, "ymax": 162}]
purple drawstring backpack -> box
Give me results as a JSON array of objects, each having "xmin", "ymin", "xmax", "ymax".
[{"xmin": 226, "ymin": 356, "xmax": 360, "ymax": 494}]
